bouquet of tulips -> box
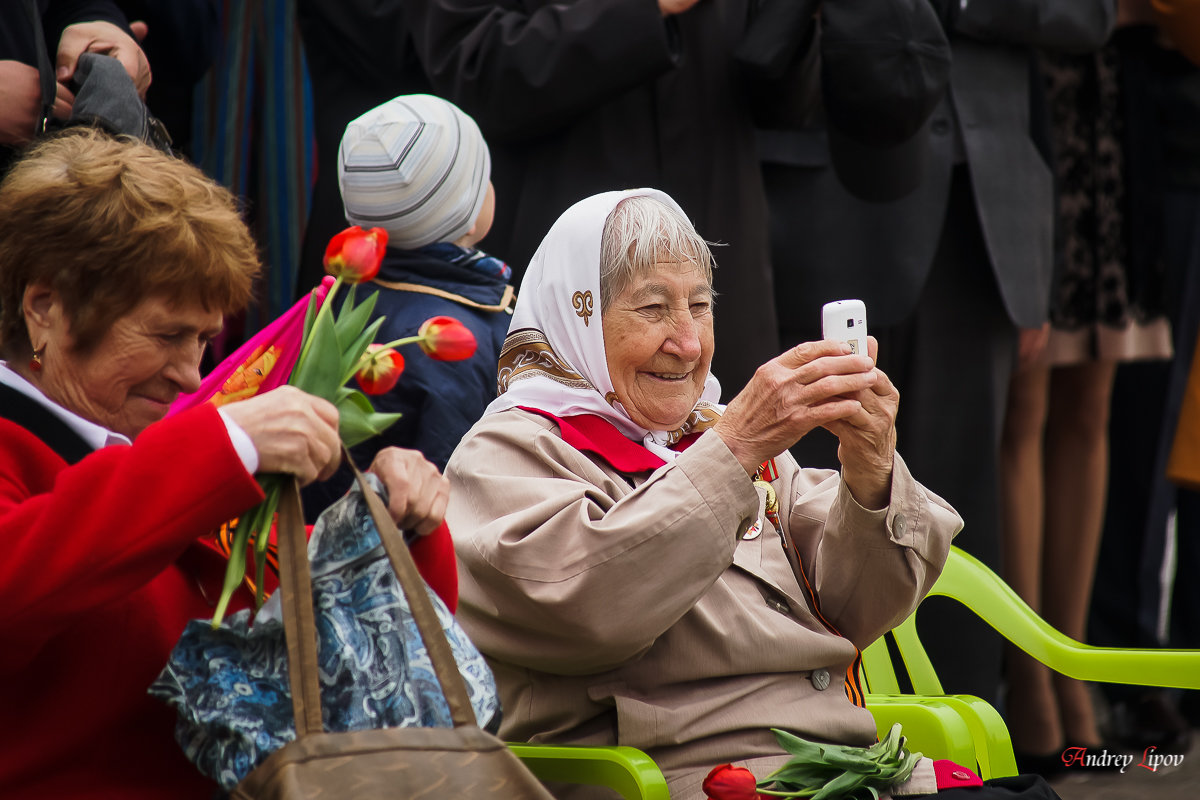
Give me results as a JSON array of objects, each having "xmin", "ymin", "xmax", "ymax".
[{"xmin": 210, "ymin": 226, "xmax": 477, "ymax": 627}]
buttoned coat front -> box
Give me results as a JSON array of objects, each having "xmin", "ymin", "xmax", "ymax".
[{"xmin": 445, "ymin": 408, "xmax": 963, "ymax": 798}]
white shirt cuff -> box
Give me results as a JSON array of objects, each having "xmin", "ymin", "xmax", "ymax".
[{"xmin": 218, "ymin": 408, "xmax": 259, "ymax": 475}]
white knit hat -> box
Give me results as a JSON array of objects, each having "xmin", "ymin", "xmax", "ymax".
[{"xmin": 338, "ymin": 94, "xmax": 491, "ymax": 250}]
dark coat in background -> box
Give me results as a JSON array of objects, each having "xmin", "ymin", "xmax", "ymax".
[
  {"xmin": 407, "ymin": 0, "xmax": 819, "ymax": 397},
  {"xmin": 761, "ymin": 0, "xmax": 1117, "ymax": 704},
  {"xmin": 296, "ymin": 0, "xmax": 433, "ymax": 293}
]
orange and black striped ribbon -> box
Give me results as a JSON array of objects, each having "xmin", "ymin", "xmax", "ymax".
[{"xmin": 212, "ymin": 518, "xmax": 281, "ymax": 598}]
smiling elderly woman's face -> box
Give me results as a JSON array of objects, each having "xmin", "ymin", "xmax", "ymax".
[
  {"xmin": 602, "ymin": 260, "xmax": 714, "ymax": 431},
  {"xmin": 31, "ymin": 291, "xmax": 224, "ymax": 438},
  {"xmin": 598, "ymin": 196, "xmax": 715, "ymax": 432}
]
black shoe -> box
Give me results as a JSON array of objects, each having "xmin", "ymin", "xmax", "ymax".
[
  {"xmin": 1110, "ymin": 690, "xmax": 1193, "ymax": 754},
  {"xmin": 1014, "ymin": 749, "xmax": 1068, "ymax": 779},
  {"xmin": 1179, "ymin": 689, "xmax": 1200, "ymax": 730}
]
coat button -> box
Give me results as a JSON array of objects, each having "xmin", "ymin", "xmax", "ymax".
[
  {"xmin": 893, "ymin": 514, "xmax": 907, "ymax": 536},
  {"xmin": 952, "ymin": 770, "xmax": 972, "ymax": 781},
  {"xmin": 931, "ymin": 118, "xmax": 951, "ymax": 135},
  {"xmin": 811, "ymin": 668, "xmax": 831, "ymax": 691}
]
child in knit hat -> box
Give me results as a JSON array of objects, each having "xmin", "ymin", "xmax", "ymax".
[{"xmin": 304, "ymin": 94, "xmax": 513, "ymax": 514}]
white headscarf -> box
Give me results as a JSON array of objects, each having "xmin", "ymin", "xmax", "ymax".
[{"xmin": 484, "ymin": 189, "xmax": 723, "ymax": 461}]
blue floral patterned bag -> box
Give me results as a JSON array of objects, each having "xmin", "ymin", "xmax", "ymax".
[{"xmin": 150, "ymin": 475, "xmax": 500, "ymax": 789}]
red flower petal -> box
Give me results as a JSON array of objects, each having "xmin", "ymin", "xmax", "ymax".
[
  {"xmin": 416, "ymin": 315, "xmax": 477, "ymax": 362},
  {"xmin": 355, "ymin": 345, "xmax": 405, "ymax": 395},
  {"xmin": 701, "ymin": 764, "xmax": 760, "ymax": 800},
  {"xmin": 324, "ymin": 226, "xmax": 388, "ymax": 283}
]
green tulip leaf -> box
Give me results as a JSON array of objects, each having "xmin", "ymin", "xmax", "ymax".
[
  {"xmin": 339, "ymin": 316, "xmax": 387, "ymax": 385},
  {"xmin": 337, "ymin": 389, "xmax": 402, "ymax": 447},
  {"xmin": 291, "ymin": 308, "xmax": 343, "ymax": 396}
]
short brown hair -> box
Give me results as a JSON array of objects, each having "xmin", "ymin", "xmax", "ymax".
[{"xmin": 0, "ymin": 128, "xmax": 260, "ymax": 359}]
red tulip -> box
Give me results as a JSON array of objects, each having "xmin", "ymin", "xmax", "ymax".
[
  {"xmin": 324, "ymin": 226, "xmax": 388, "ymax": 283},
  {"xmin": 355, "ymin": 345, "xmax": 405, "ymax": 395},
  {"xmin": 702, "ymin": 764, "xmax": 762, "ymax": 800},
  {"xmin": 417, "ymin": 315, "xmax": 477, "ymax": 361}
]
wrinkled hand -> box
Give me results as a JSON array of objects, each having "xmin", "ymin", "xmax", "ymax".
[
  {"xmin": 57, "ymin": 21, "xmax": 151, "ymax": 96},
  {"xmin": 821, "ymin": 337, "xmax": 899, "ymax": 510},
  {"xmin": 714, "ymin": 339, "xmax": 879, "ymax": 475},
  {"xmin": 0, "ymin": 60, "xmax": 73, "ymax": 145},
  {"xmin": 222, "ymin": 386, "xmax": 341, "ymax": 485},
  {"xmin": 368, "ymin": 447, "xmax": 450, "ymax": 537}
]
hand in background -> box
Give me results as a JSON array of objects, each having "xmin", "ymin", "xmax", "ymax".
[
  {"xmin": 57, "ymin": 21, "xmax": 152, "ymax": 96},
  {"xmin": 368, "ymin": 447, "xmax": 450, "ymax": 537},
  {"xmin": 1016, "ymin": 323, "xmax": 1050, "ymax": 372},
  {"xmin": 0, "ymin": 60, "xmax": 73, "ymax": 145},
  {"xmin": 1118, "ymin": 0, "xmax": 1155, "ymax": 27},
  {"xmin": 222, "ymin": 386, "xmax": 341, "ymax": 485},
  {"xmin": 658, "ymin": 0, "xmax": 705, "ymax": 17}
]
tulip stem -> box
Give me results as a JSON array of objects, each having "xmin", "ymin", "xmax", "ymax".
[
  {"xmin": 374, "ymin": 334, "xmax": 425, "ymax": 350},
  {"xmin": 350, "ymin": 334, "xmax": 426, "ymax": 374},
  {"xmin": 294, "ymin": 275, "xmax": 344, "ymax": 382}
]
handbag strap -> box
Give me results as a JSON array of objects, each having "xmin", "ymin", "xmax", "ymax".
[
  {"xmin": 22, "ymin": 0, "xmax": 57, "ymax": 136},
  {"xmin": 276, "ymin": 478, "xmax": 325, "ymax": 735},
  {"xmin": 275, "ymin": 452, "xmax": 477, "ymax": 739}
]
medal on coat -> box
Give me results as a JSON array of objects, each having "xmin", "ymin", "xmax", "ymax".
[{"xmin": 752, "ymin": 458, "xmax": 781, "ymax": 533}]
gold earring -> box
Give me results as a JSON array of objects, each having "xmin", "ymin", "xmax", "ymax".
[{"xmin": 29, "ymin": 348, "xmax": 43, "ymax": 373}]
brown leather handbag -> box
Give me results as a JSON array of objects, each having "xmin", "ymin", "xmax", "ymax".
[{"xmin": 231, "ymin": 465, "xmax": 554, "ymax": 799}]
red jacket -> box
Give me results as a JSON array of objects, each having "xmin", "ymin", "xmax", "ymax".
[{"xmin": 0, "ymin": 402, "xmax": 457, "ymax": 799}]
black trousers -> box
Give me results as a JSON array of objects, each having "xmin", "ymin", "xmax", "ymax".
[
  {"xmin": 872, "ymin": 167, "xmax": 1016, "ymax": 705},
  {"xmin": 781, "ymin": 167, "xmax": 1015, "ymax": 704}
]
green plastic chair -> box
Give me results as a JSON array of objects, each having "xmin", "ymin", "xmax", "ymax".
[
  {"xmin": 509, "ymin": 743, "xmax": 670, "ymax": 800},
  {"xmin": 510, "ymin": 544, "xmax": 1200, "ymax": 795},
  {"xmin": 860, "ymin": 544, "xmax": 1200, "ymax": 778}
]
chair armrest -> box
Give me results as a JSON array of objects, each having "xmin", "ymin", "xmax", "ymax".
[
  {"xmin": 935, "ymin": 547, "xmax": 1200, "ymax": 689},
  {"xmin": 865, "ymin": 695, "xmax": 978, "ymax": 768},
  {"xmin": 510, "ymin": 743, "xmax": 671, "ymax": 800}
]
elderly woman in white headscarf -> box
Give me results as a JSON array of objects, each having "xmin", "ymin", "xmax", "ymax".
[{"xmin": 444, "ymin": 189, "xmax": 964, "ymax": 799}]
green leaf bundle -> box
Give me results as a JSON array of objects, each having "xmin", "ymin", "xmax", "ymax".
[{"xmin": 757, "ymin": 724, "xmax": 922, "ymax": 800}]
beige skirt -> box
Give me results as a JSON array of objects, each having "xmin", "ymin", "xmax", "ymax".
[{"xmin": 1041, "ymin": 318, "xmax": 1174, "ymax": 367}]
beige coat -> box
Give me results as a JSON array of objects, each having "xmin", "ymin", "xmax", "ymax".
[{"xmin": 445, "ymin": 409, "xmax": 963, "ymax": 798}]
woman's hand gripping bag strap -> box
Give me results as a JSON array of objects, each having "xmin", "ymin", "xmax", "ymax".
[
  {"xmin": 151, "ymin": 460, "xmax": 504, "ymax": 791},
  {"xmin": 229, "ymin": 464, "xmax": 555, "ymax": 800}
]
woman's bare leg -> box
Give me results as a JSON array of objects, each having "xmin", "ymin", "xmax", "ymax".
[
  {"xmin": 1000, "ymin": 363, "xmax": 1062, "ymax": 754},
  {"xmin": 1042, "ymin": 360, "xmax": 1117, "ymax": 745}
]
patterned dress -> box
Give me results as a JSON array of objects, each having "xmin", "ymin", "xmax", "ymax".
[{"xmin": 1040, "ymin": 44, "xmax": 1173, "ymax": 363}]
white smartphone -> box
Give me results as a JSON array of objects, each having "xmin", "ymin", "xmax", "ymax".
[{"xmin": 821, "ymin": 299, "xmax": 868, "ymax": 356}]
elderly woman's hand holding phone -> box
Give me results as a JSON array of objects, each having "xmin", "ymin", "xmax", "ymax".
[{"xmin": 714, "ymin": 336, "xmax": 898, "ymax": 509}]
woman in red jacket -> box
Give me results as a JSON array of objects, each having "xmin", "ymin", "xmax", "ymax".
[{"xmin": 0, "ymin": 128, "xmax": 457, "ymax": 800}]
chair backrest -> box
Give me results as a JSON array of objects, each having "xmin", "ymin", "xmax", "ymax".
[{"xmin": 862, "ymin": 545, "xmax": 1200, "ymax": 695}]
